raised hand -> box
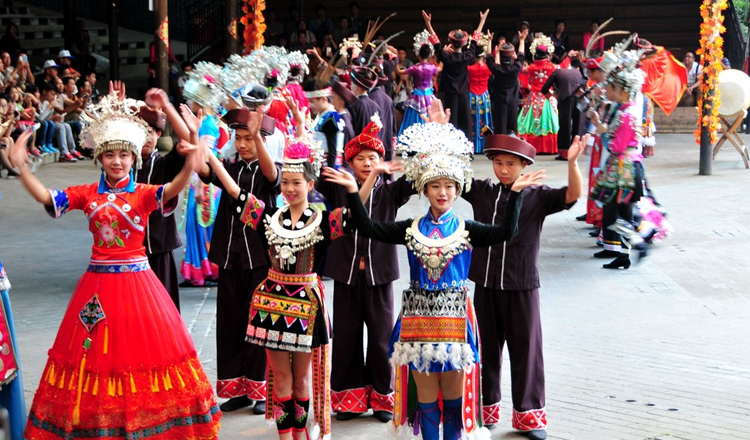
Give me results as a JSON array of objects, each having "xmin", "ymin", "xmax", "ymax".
[
  {"xmin": 567, "ymin": 135, "xmax": 589, "ymax": 163},
  {"xmin": 421, "ymin": 98, "xmax": 451, "ymax": 124},
  {"xmin": 180, "ymin": 104, "xmax": 202, "ymax": 134},
  {"xmin": 511, "ymin": 169, "xmax": 546, "ymax": 192},
  {"xmin": 7, "ymin": 130, "xmax": 33, "ymax": 170},
  {"xmin": 109, "ymin": 80, "xmax": 127, "ymax": 101},
  {"xmin": 373, "ymin": 160, "xmax": 404, "ymax": 176},
  {"xmin": 479, "ymin": 9, "xmax": 490, "ymax": 23},
  {"xmin": 321, "ymin": 166, "xmax": 358, "ymax": 193},
  {"xmin": 422, "ymin": 10, "xmax": 432, "ymax": 25},
  {"xmin": 145, "ymin": 88, "xmax": 170, "ymax": 110}
]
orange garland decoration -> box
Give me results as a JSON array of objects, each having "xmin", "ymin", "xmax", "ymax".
[
  {"xmin": 695, "ymin": 0, "xmax": 728, "ymax": 145},
  {"xmin": 241, "ymin": 0, "xmax": 266, "ymax": 55}
]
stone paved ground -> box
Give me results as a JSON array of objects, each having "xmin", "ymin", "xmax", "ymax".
[{"xmin": 2, "ymin": 133, "xmax": 750, "ymax": 440}]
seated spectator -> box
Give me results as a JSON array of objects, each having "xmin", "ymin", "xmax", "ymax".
[
  {"xmin": 582, "ymin": 20, "xmax": 604, "ymax": 53},
  {"xmin": 265, "ymin": 9, "xmax": 284, "ymax": 45},
  {"xmin": 681, "ymin": 51, "xmax": 702, "ymax": 106},
  {"xmin": 309, "ymin": 3, "xmax": 334, "ymax": 44},
  {"xmin": 176, "ymin": 61, "xmax": 193, "ymax": 103},
  {"xmin": 61, "ymin": 76, "xmax": 90, "ymax": 153},
  {"xmin": 290, "ymin": 29, "xmax": 314, "ymax": 52},
  {"xmin": 334, "ymin": 16, "xmax": 352, "ymax": 44},
  {"xmin": 84, "ymin": 70, "xmax": 100, "ymax": 101},
  {"xmin": 284, "ymin": 7, "xmax": 302, "ymax": 39},
  {"xmin": 34, "ymin": 60, "xmax": 59, "ymax": 85},
  {"xmin": 551, "ymin": 19, "xmax": 569, "ymax": 64},
  {"xmin": 58, "ymin": 50, "xmax": 81, "ymax": 79},
  {"xmin": 0, "ymin": 24, "xmax": 24, "ymax": 58},
  {"xmin": 512, "ymin": 21, "xmax": 533, "ymax": 59},
  {"xmin": 12, "ymin": 51, "xmax": 34, "ymax": 85},
  {"xmin": 397, "ymin": 46, "xmax": 414, "ymax": 69},
  {"xmin": 319, "ymin": 33, "xmax": 337, "ymax": 58},
  {"xmin": 38, "ymin": 81, "xmax": 83, "ymax": 161},
  {"xmin": 289, "ymin": 19, "xmax": 316, "ymax": 47},
  {"xmin": 0, "ymin": 93, "xmax": 22, "ymax": 175}
]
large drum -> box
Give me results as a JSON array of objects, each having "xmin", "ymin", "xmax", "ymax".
[{"xmin": 717, "ymin": 69, "xmax": 750, "ymax": 116}]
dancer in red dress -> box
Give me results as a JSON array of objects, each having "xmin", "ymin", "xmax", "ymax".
[{"xmin": 10, "ymin": 95, "xmax": 221, "ymax": 440}]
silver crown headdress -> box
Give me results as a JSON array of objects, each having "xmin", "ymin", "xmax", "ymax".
[
  {"xmin": 412, "ymin": 30, "xmax": 434, "ymax": 58},
  {"xmin": 529, "ymin": 35, "xmax": 555, "ymax": 56},
  {"xmin": 183, "ymin": 61, "xmax": 227, "ymax": 111},
  {"xmin": 222, "ymin": 52, "xmax": 272, "ymax": 96},
  {"xmin": 79, "ymin": 95, "xmax": 151, "ymax": 168},
  {"xmin": 287, "ymin": 50, "xmax": 310, "ymax": 76},
  {"xmin": 256, "ymin": 46, "xmax": 291, "ymax": 87},
  {"xmin": 397, "ymin": 122, "xmax": 473, "ymax": 196},
  {"xmin": 600, "ymin": 35, "xmax": 645, "ymax": 97}
]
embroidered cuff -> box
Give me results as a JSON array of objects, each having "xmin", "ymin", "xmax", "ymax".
[
  {"xmin": 428, "ymin": 34, "xmax": 440, "ymax": 45},
  {"xmin": 155, "ymin": 186, "xmax": 177, "ymax": 216},
  {"xmin": 472, "ymin": 31, "xmax": 482, "ymax": 41},
  {"xmin": 234, "ymin": 190, "xmax": 264, "ymax": 230},
  {"xmin": 45, "ymin": 189, "xmax": 70, "ymax": 219},
  {"xmin": 328, "ymin": 207, "xmax": 349, "ymax": 241}
]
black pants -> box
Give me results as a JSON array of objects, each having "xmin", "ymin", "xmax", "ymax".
[
  {"xmin": 331, "ymin": 273, "xmax": 394, "ymax": 403},
  {"xmin": 147, "ymin": 250, "xmax": 180, "ymax": 312},
  {"xmin": 602, "ymin": 202, "xmax": 634, "ymax": 252},
  {"xmin": 475, "ymin": 285, "xmax": 545, "ymax": 412},
  {"xmin": 493, "ymin": 100, "xmax": 519, "ymax": 135},
  {"xmin": 443, "ymin": 91, "xmax": 471, "ymax": 138},
  {"xmin": 216, "ymin": 266, "xmax": 268, "ymax": 387},
  {"xmin": 557, "ymin": 95, "xmax": 576, "ymax": 151}
]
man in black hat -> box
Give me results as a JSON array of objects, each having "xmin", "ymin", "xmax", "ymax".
[
  {"xmin": 541, "ymin": 60, "xmax": 585, "ymax": 160},
  {"xmin": 138, "ymin": 89, "xmax": 186, "ymax": 311},
  {"xmin": 487, "ymin": 33, "xmax": 526, "ymax": 135},
  {"xmin": 368, "ymin": 65, "xmax": 396, "ymax": 162},
  {"xmin": 423, "ymin": 9, "xmax": 489, "ymax": 138},
  {"xmin": 460, "ymin": 130, "xmax": 586, "ymax": 440},
  {"xmin": 196, "ymin": 105, "xmax": 280, "ymax": 415},
  {"xmin": 349, "ymin": 66, "xmax": 382, "ymax": 136},
  {"xmin": 331, "ymin": 80, "xmax": 357, "ymax": 146}
]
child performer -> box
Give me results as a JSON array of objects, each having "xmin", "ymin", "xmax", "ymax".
[
  {"xmin": 206, "ymin": 121, "xmax": 358, "ymax": 440},
  {"xmin": 11, "ymin": 96, "xmax": 220, "ymax": 439},
  {"xmin": 191, "ymin": 103, "xmax": 279, "ymax": 413},
  {"xmin": 317, "ymin": 117, "xmax": 416, "ymax": 423},
  {"xmin": 463, "ymin": 132, "xmax": 586, "ymax": 440},
  {"xmin": 332, "ymin": 119, "xmax": 544, "ymax": 440}
]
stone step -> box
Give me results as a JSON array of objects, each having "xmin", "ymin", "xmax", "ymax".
[{"xmin": 654, "ymin": 106, "xmax": 698, "ymax": 133}]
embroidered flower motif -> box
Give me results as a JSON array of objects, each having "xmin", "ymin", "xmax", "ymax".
[
  {"xmin": 268, "ymin": 301, "xmax": 278, "ymax": 309},
  {"xmin": 273, "ymin": 403, "xmax": 288, "ymax": 422},
  {"xmin": 295, "ymin": 401, "xmax": 306, "ymax": 420},
  {"xmin": 95, "ymin": 219, "xmax": 125, "ymax": 248},
  {"xmin": 288, "ymin": 304, "xmax": 302, "ymax": 313}
]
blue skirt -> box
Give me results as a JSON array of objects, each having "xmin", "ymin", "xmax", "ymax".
[
  {"xmin": 182, "ymin": 185, "xmax": 219, "ymax": 284},
  {"xmin": 470, "ymin": 91, "xmax": 493, "ymax": 154},
  {"xmin": 0, "ymin": 289, "xmax": 26, "ymax": 440},
  {"xmin": 399, "ymin": 88, "xmax": 434, "ymax": 137}
]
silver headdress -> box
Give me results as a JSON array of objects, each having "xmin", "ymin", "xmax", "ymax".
[
  {"xmin": 79, "ymin": 95, "xmax": 151, "ymax": 168},
  {"xmin": 282, "ymin": 133, "xmax": 325, "ymax": 178},
  {"xmin": 222, "ymin": 52, "xmax": 271, "ymax": 95},
  {"xmin": 286, "ymin": 50, "xmax": 310, "ymax": 76},
  {"xmin": 529, "ymin": 35, "xmax": 554, "ymax": 56},
  {"xmin": 339, "ymin": 37, "xmax": 363, "ymax": 61},
  {"xmin": 397, "ymin": 122, "xmax": 473, "ymax": 196},
  {"xmin": 183, "ymin": 61, "xmax": 227, "ymax": 111},
  {"xmin": 256, "ymin": 46, "xmax": 291, "ymax": 87},
  {"xmin": 601, "ymin": 35, "xmax": 645, "ymax": 98},
  {"xmin": 412, "ymin": 30, "xmax": 433, "ymax": 58}
]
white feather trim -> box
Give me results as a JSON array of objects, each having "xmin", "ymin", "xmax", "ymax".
[
  {"xmin": 391, "ymin": 342, "xmax": 476, "ymax": 371},
  {"xmin": 461, "ymin": 426, "xmax": 492, "ymax": 439},
  {"xmin": 371, "ymin": 113, "xmax": 383, "ymax": 129},
  {"xmin": 387, "ymin": 422, "xmax": 421, "ymax": 440},
  {"xmin": 434, "ymin": 342, "xmax": 450, "ymax": 366},
  {"xmin": 449, "ymin": 343, "xmax": 463, "ymax": 369}
]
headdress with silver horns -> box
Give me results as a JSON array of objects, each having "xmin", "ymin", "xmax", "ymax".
[
  {"xmin": 79, "ymin": 95, "xmax": 151, "ymax": 168},
  {"xmin": 397, "ymin": 122, "xmax": 473, "ymax": 196},
  {"xmin": 601, "ymin": 35, "xmax": 645, "ymax": 97},
  {"xmin": 413, "ymin": 30, "xmax": 434, "ymax": 58},
  {"xmin": 182, "ymin": 61, "xmax": 227, "ymax": 111}
]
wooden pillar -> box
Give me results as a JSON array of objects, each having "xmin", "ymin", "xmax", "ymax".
[
  {"xmin": 226, "ymin": 0, "xmax": 239, "ymax": 57},
  {"xmin": 154, "ymin": 0, "xmax": 169, "ymax": 91},
  {"xmin": 63, "ymin": 0, "xmax": 76, "ymax": 49}
]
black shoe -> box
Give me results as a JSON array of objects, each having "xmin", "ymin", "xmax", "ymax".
[
  {"xmin": 204, "ymin": 279, "xmax": 218, "ymax": 287},
  {"xmin": 525, "ymin": 429, "xmax": 548, "ymax": 440},
  {"xmin": 179, "ymin": 280, "xmax": 198, "ymax": 288},
  {"xmin": 588, "ymin": 230, "xmax": 600, "ymax": 237},
  {"xmin": 603, "ymin": 255, "xmax": 631, "ymax": 269},
  {"xmin": 220, "ymin": 396, "xmax": 254, "ymax": 412},
  {"xmin": 593, "ymin": 250, "xmax": 619, "ymax": 259},
  {"xmin": 336, "ymin": 411, "xmax": 361, "ymax": 421},
  {"xmin": 373, "ymin": 410, "xmax": 393, "ymax": 423},
  {"xmin": 252, "ymin": 400, "xmax": 266, "ymax": 415},
  {"xmin": 575, "ymin": 214, "xmax": 586, "ymax": 221},
  {"xmin": 554, "ymin": 155, "xmax": 568, "ymax": 161},
  {"xmin": 635, "ymin": 243, "xmax": 649, "ymax": 261}
]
